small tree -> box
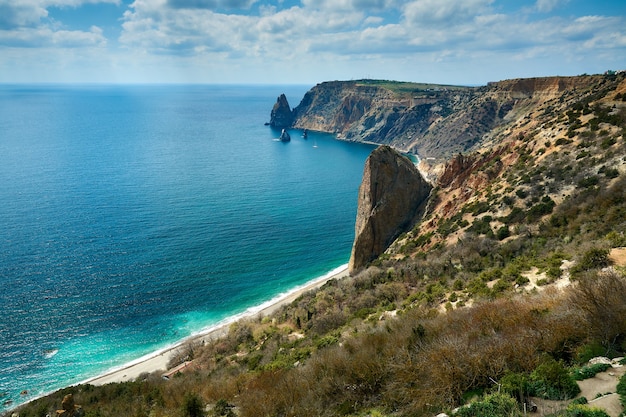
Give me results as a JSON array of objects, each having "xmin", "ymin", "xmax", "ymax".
[
  {"xmin": 183, "ymin": 393, "xmax": 204, "ymax": 417},
  {"xmin": 570, "ymin": 270, "xmax": 626, "ymax": 353}
]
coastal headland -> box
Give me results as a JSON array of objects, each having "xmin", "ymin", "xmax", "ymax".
[{"xmin": 10, "ymin": 72, "xmax": 626, "ymax": 417}]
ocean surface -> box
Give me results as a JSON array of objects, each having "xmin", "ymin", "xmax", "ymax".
[{"xmin": 0, "ymin": 84, "xmax": 376, "ymax": 411}]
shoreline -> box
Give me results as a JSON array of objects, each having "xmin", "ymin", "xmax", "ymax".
[{"xmin": 83, "ymin": 264, "xmax": 349, "ymax": 386}]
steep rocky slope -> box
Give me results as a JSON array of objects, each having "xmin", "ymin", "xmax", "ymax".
[{"xmin": 402, "ymin": 73, "xmax": 626, "ymax": 253}]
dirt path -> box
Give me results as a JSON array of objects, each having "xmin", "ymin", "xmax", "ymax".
[
  {"xmin": 579, "ymin": 364, "xmax": 625, "ymax": 417},
  {"xmin": 531, "ymin": 360, "xmax": 625, "ymax": 417}
]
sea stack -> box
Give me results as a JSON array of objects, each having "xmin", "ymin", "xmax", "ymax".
[
  {"xmin": 349, "ymin": 146, "xmax": 432, "ymax": 274},
  {"xmin": 279, "ymin": 129, "xmax": 291, "ymax": 142},
  {"xmin": 269, "ymin": 94, "xmax": 294, "ymax": 128}
]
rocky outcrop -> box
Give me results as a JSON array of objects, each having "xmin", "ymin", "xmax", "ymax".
[
  {"xmin": 269, "ymin": 94, "xmax": 294, "ymax": 128},
  {"xmin": 349, "ymin": 146, "xmax": 432, "ymax": 273},
  {"xmin": 56, "ymin": 394, "xmax": 83, "ymax": 417}
]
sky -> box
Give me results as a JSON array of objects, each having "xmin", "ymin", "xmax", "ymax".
[{"xmin": 1, "ymin": 0, "xmax": 625, "ymax": 85}]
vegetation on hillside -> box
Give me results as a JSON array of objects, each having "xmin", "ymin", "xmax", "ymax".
[
  {"xmin": 10, "ymin": 73, "xmax": 626, "ymax": 417},
  {"xmin": 354, "ymin": 79, "xmax": 472, "ymax": 96}
]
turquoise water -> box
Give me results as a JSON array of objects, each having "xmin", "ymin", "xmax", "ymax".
[{"xmin": 0, "ymin": 85, "xmax": 376, "ymax": 411}]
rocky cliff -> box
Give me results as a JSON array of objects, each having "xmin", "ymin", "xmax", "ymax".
[
  {"xmin": 287, "ymin": 76, "xmax": 617, "ymax": 162},
  {"xmin": 269, "ymin": 93, "xmax": 294, "ymax": 128},
  {"xmin": 348, "ymin": 146, "xmax": 432, "ymax": 273}
]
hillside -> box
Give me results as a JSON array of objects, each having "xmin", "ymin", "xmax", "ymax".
[{"xmin": 10, "ymin": 73, "xmax": 626, "ymax": 417}]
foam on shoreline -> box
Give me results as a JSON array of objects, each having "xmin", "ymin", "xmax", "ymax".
[
  {"xmin": 82, "ymin": 263, "xmax": 349, "ymax": 386},
  {"xmin": 8, "ymin": 264, "xmax": 349, "ymax": 412}
]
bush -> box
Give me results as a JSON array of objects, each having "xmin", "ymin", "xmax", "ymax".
[
  {"xmin": 575, "ymin": 248, "xmax": 610, "ymax": 272},
  {"xmin": 575, "ymin": 343, "xmax": 606, "ymax": 364},
  {"xmin": 454, "ymin": 393, "xmax": 522, "ymax": 417},
  {"xmin": 213, "ymin": 399, "xmax": 236, "ymax": 417},
  {"xmin": 572, "ymin": 363, "xmax": 611, "ymax": 380},
  {"xmin": 564, "ymin": 404, "xmax": 610, "ymax": 417},
  {"xmin": 496, "ymin": 225, "xmax": 511, "ymax": 240},
  {"xmin": 578, "ymin": 176, "xmax": 600, "ymax": 188},
  {"xmin": 469, "ymin": 217, "xmax": 494, "ymax": 237},
  {"xmin": 569, "ymin": 271, "xmax": 626, "ymax": 351},
  {"xmin": 526, "ymin": 196, "xmax": 556, "ymax": 222},
  {"xmin": 617, "ymin": 372, "xmax": 626, "ymax": 408},
  {"xmin": 500, "ymin": 372, "xmax": 530, "ymax": 402},
  {"xmin": 183, "ymin": 393, "xmax": 204, "ymax": 417},
  {"xmin": 529, "ymin": 359, "xmax": 581, "ymax": 400}
]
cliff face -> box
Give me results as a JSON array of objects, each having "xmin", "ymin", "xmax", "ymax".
[
  {"xmin": 348, "ymin": 146, "xmax": 432, "ymax": 274},
  {"xmin": 290, "ymin": 76, "xmax": 614, "ymax": 161}
]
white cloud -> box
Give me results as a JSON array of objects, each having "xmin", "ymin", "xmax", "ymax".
[
  {"xmin": 535, "ymin": 0, "xmax": 568, "ymax": 13},
  {"xmin": 165, "ymin": 0, "xmax": 257, "ymax": 10},
  {"xmin": 0, "ymin": 1, "xmax": 49, "ymax": 29},
  {"xmin": 116, "ymin": 0, "xmax": 626, "ymax": 79},
  {"xmin": 0, "ymin": 24, "xmax": 106, "ymax": 47},
  {"xmin": 120, "ymin": 1, "xmax": 370, "ymax": 57},
  {"xmin": 402, "ymin": 0, "xmax": 494, "ymax": 26},
  {"xmin": 1, "ymin": 0, "xmax": 625, "ymax": 84},
  {"xmin": 301, "ymin": 0, "xmax": 396, "ymax": 12},
  {"xmin": 0, "ymin": 0, "xmax": 118, "ymax": 41}
]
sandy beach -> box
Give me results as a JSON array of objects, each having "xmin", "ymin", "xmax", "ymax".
[{"xmin": 84, "ymin": 265, "xmax": 349, "ymax": 386}]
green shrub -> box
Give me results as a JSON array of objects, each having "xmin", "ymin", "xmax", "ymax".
[
  {"xmin": 502, "ymin": 206, "xmax": 526, "ymax": 224},
  {"xmin": 578, "ymin": 176, "xmax": 600, "ymax": 188},
  {"xmin": 564, "ymin": 404, "xmax": 610, "ymax": 417},
  {"xmin": 575, "ymin": 248, "xmax": 610, "ymax": 272},
  {"xmin": 182, "ymin": 393, "xmax": 204, "ymax": 417},
  {"xmin": 496, "ymin": 225, "xmax": 511, "ymax": 240},
  {"xmin": 572, "ymin": 363, "xmax": 611, "ymax": 380},
  {"xmin": 500, "ymin": 372, "xmax": 530, "ymax": 402},
  {"xmin": 617, "ymin": 372, "xmax": 626, "ymax": 407},
  {"xmin": 527, "ymin": 197, "xmax": 556, "ymax": 222},
  {"xmin": 469, "ymin": 216, "xmax": 494, "ymax": 237},
  {"xmin": 454, "ymin": 393, "xmax": 522, "ymax": 417},
  {"xmin": 606, "ymin": 231, "xmax": 626, "ymax": 247},
  {"xmin": 529, "ymin": 359, "xmax": 581, "ymax": 400},
  {"xmin": 315, "ymin": 334, "xmax": 339, "ymax": 349},
  {"xmin": 575, "ymin": 343, "xmax": 606, "ymax": 364},
  {"xmin": 213, "ymin": 399, "xmax": 236, "ymax": 417}
]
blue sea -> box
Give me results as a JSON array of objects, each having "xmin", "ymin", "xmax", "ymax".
[{"xmin": 0, "ymin": 84, "xmax": 376, "ymax": 411}]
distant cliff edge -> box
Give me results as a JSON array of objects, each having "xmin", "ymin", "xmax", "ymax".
[{"xmin": 273, "ymin": 76, "xmax": 615, "ymax": 162}]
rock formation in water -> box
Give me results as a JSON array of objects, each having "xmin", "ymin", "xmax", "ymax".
[
  {"xmin": 348, "ymin": 146, "xmax": 432, "ymax": 273},
  {"xmin": 270, "ymin": 94, "xmax": 294, "ymax": 128},
  {"xmin": 279, "ymin": 129, "xmax": 291, "ymax": 142}
]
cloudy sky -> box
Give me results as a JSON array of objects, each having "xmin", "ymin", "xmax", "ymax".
[{"xmin": 1, "ymin": 0, "xmax": 625, "ymax": 85}]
